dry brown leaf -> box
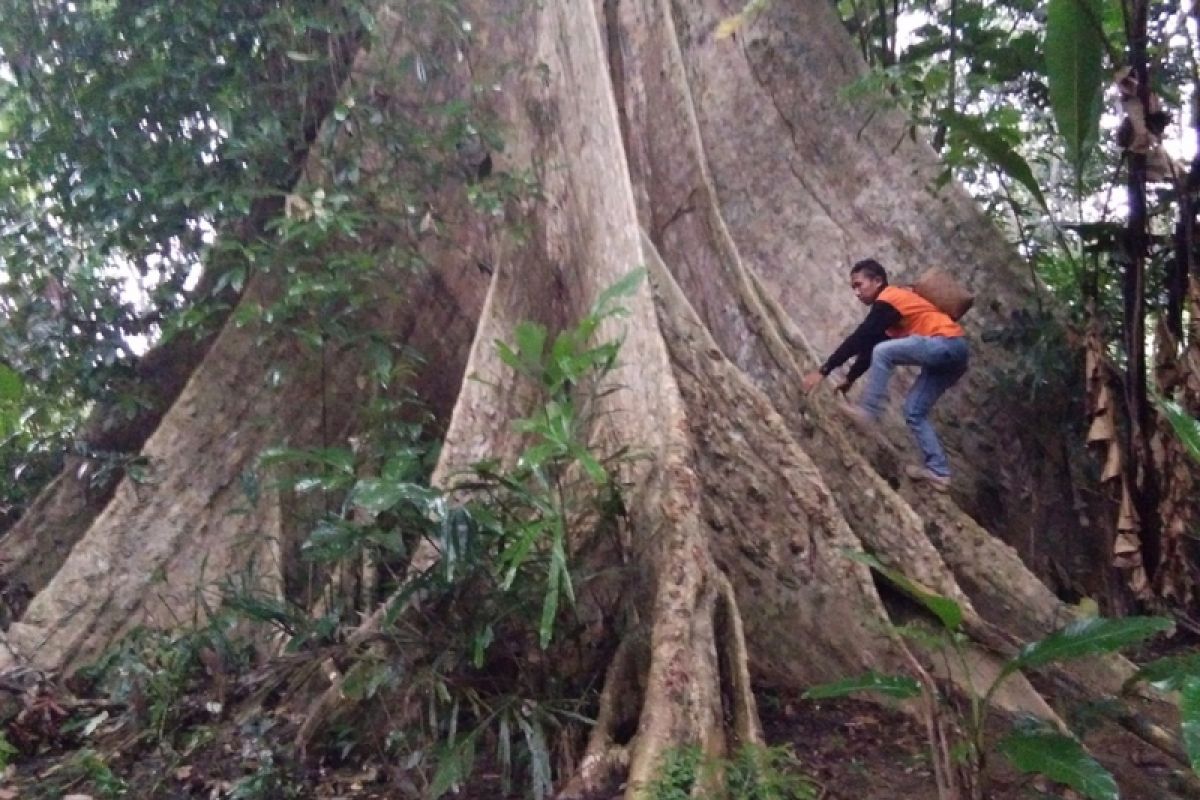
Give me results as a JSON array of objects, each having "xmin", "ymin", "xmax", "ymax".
[
  {"xmin": 1101, "ymin": 442, "xmax": 1122, "ymax": 482},
  {"xmin": 1117, "ymin": 486, "xmax": 1139, "ymax": 531},
  {"xmin": 1094, "ymin": 383, "xmax": 1112, "ymax": 415},
  {"xmin": 1128, "ymin": 566, "xmax": 1151, "ymax": 596},
  {"xmin": 1113, "ymin": 533, "xmax": 1142, "ymax": 555},
  {"xmin": 1087, "ymin": 412, "xmax": 1115, "ymax": 443}
]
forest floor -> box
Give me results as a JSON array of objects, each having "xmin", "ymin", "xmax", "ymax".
[
  {"xmin": 2, "ymin": 634, "xmax": 1196, "ymax": 799},
  {"xmin": 4, "ymin": 682, "xmax": 1177, "ymax": 800}
]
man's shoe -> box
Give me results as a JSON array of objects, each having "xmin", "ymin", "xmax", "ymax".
[
  {"xmin": 838, "ymin": 402, "xmax": 877, "ymax": 436},
  {"xmin": 905, "ymin": 464, "xmax": 951, "ymax": 493}
]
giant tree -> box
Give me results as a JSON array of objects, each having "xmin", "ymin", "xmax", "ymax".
[{"xmin": 0, "ymin": 0, "xmax": 1190, "ymax": 797}]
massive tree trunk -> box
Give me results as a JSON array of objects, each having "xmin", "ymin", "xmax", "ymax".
[{"xmin": 0, "ymin": 0, "xmax": 1180, "ymax": 797}]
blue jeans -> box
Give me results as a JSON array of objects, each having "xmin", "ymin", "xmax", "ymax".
[{"xmin": 860, "ymin": 336, "xmax": 969, "ymax": 477}]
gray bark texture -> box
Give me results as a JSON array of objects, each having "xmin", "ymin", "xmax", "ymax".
[{"xmin": 0, "ymin": 1, "xmax": 1181, "ymax": 798}]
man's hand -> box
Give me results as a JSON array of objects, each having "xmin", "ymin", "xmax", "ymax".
[
  {"xmin": 801, "ymin": 371, "xmax": 824, "ymax": 394},
  {"xmin": 835, "ymin": 378, "xmax": 852, "ymax": 395}
]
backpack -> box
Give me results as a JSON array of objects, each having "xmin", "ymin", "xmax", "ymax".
[{"xmin": 913, "ymin": 268, "xmax": 974, "ymax": 321}]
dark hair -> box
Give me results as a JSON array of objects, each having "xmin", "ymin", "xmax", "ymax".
[{"xmin": 851, "ymin": 258, "xmax": 888, "ymax": 285}]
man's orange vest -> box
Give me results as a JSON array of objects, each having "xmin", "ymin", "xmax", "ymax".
[{"xmin": 878, "ymin": 286, "xmax": 964, "ymax": 339}]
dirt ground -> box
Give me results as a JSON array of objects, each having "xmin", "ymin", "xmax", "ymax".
[{"xmin": 3, "ymin": 675, "xmax": 1194, "ymax": 799}]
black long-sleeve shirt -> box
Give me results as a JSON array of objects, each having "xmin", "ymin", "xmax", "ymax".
[{"xmin": 819, "ymin": 300, "xmax": 901, "ymax": 386}]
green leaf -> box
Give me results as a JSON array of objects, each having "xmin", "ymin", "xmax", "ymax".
[
  {"xmin": 259, "ymin": 446, "xmax": 355, "ymax": 475},
  {"xmin": 430, "ymin": 733, "xmax": 478, "ymax": 799},
  {"xmin": 1159, "ymin": 399, "xmax": 1200, "ymax": 465},
  {"xmin": 516, "ymin": 441, "xmax": 562, "ymax": 471},
  {"xmin": 1044, "ymin": 0, "xmax": 1105, "ymax": 184},
  {"xmin": 845, "ymin": 551, "xmax": 963, "ymax": 631},
  {"xmin": 498, "ymin": 714, "xmax": 513, "ymax": 795},
  {"xmin": 553, "ymin": 532, "xmax": 574, "ymax": 605},
  {"xmin": 0, "ymin": 364, "xmax": 24, "ymax": 402},
  {"xmin": 1183, "ymin": 678, "xmax": 1200, "ymax": 774},
  {"xmin": 539, "ymin": 551, "xmax": 562, "ymax": 649},
  {"xmin": 367, "ymin": 340, "xmax": 394, "ymax": 389},
  {"xmin": 495, "ymin": 340, "xmax": 522, "ymax": 371},
  {"xmin": 1006, "ymin": 616, "xmax": 1173, "ymax": 676},
  {"xmin": 591, "ymin": 267, "xmax": 646, "ymax": 317},
  {"xmin": 518, "ymin": 717, "xmax": 553, "ymax": 800},
  {"xmin": 0, "ymin": 731, "xmax": 17, "ymax": 771},
  {"xmin": 471, "ymin": 624, "xmax": 494, "ymax": 668},
  {"xmin": 499, "ymin": 520, "xmax": 547, "ymax": 589},
  {"xmin": 939, "ymin": 110, "xmax": 1049, "ymax": 212},
  {"xmin": 514, "ymin": 321, "xmax": 548, "ymax": 368},
  {"xmin": 302, "ymin": 518, "xmax": 363, "ymax": 562},
  {"xmin": 340, "ymin": 658, "xmax": 397, "ymax": 701},
  {"xmin": 350, "ymin": 478, "xmax": 433, "ymax": 515},
  {"xmin": 802, "ymin": 671, "xmax": 922, "ymax": 700},
  {"xmin": 1129, "ymin": 652, "xmax": 1200, "ymax": 691},
  {"xmin": 571, "ymin": 444, "xmax": 607, "ymax": 484},
  {"xmin": 998, "ymin": 730, "xmax": 1117, "ymax": 800}
]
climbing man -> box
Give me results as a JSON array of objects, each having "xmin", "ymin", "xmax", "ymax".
[{"xmin": 801, "ymin": 258, "xmax": 969, "ymax": 492}]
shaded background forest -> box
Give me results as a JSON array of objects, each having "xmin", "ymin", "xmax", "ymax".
[{"xmin": 1, "ymin": 0, "xmax": 1200, "ymax": 798}]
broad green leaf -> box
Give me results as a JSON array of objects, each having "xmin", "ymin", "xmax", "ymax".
[
  {"xmin": 1183, "ymin": 677, "xmax": 1200, "ymax": 774},
  {"xmin": 1045, "ymin": 0, "xmax": 1105, "ymax": 183},
  {"xmin": 1129, "ymin": 652, "xmax": 1200, "ymax": 691},
  {"xmin": 293, "ymin": 477, "xmax": 329, "ymax": 493},
  {"xmin": 998, "ymin": 730, "xmax": 1117, "ymax": 800},
  {"xmin": 1006, "ymin": 616, "xmax": 1172, "ymax": 676},
  {"xmin": 430, "ymin": 733, "xmax": 478, "ymax": 799},
  {"xmin": 259, "ymin": 446, "xmax": 355, "ymax": 475},
  {"xmin": 939, "ymin": 110, "xmax": 1048, "ymax": 212},
  {"xmin": 0, "ymin": 365, "xmax": 23, "ymax": 401},
  {"xmin": 845, "ymin": 551, "xmax": 963, "ymax": 631},
  {"xmin": 350, "ymin": 478, "xmax": 433, "ymax": 515},
  {"xmin": 1159, "ymin": 399, "xmax": 1200, "ymax": 465},
  {"xmin": 514, "ymin": 321, "xmax": 548, "ymax": 368},
  {"xmin": 802, "ymin": 671, "xmax": 922, "ymax": 700},
  {"xmin": 549, "ymin": 330, "xmax": 581, "ymax": 375},
  {"xmin": 302, "ymin": 519, "xmax": 364, "ymax": 562},
  {"xmin": 0, "ymin": 732, "xmax": 17, "ymax": 771}
]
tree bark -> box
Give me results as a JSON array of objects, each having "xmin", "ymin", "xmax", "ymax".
[{"xmin": 0, "ymin": 0, "xmax": 1182, "ymax": 797}]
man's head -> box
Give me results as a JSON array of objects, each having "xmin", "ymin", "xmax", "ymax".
[{"xmin": 850, "ymin": 259, "xmax": 888, "ymax": 305}]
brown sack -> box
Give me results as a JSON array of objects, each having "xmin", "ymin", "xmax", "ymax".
[{"xmin": 913, "ymin": 268, "xmax": 974, "ymax": 320}]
